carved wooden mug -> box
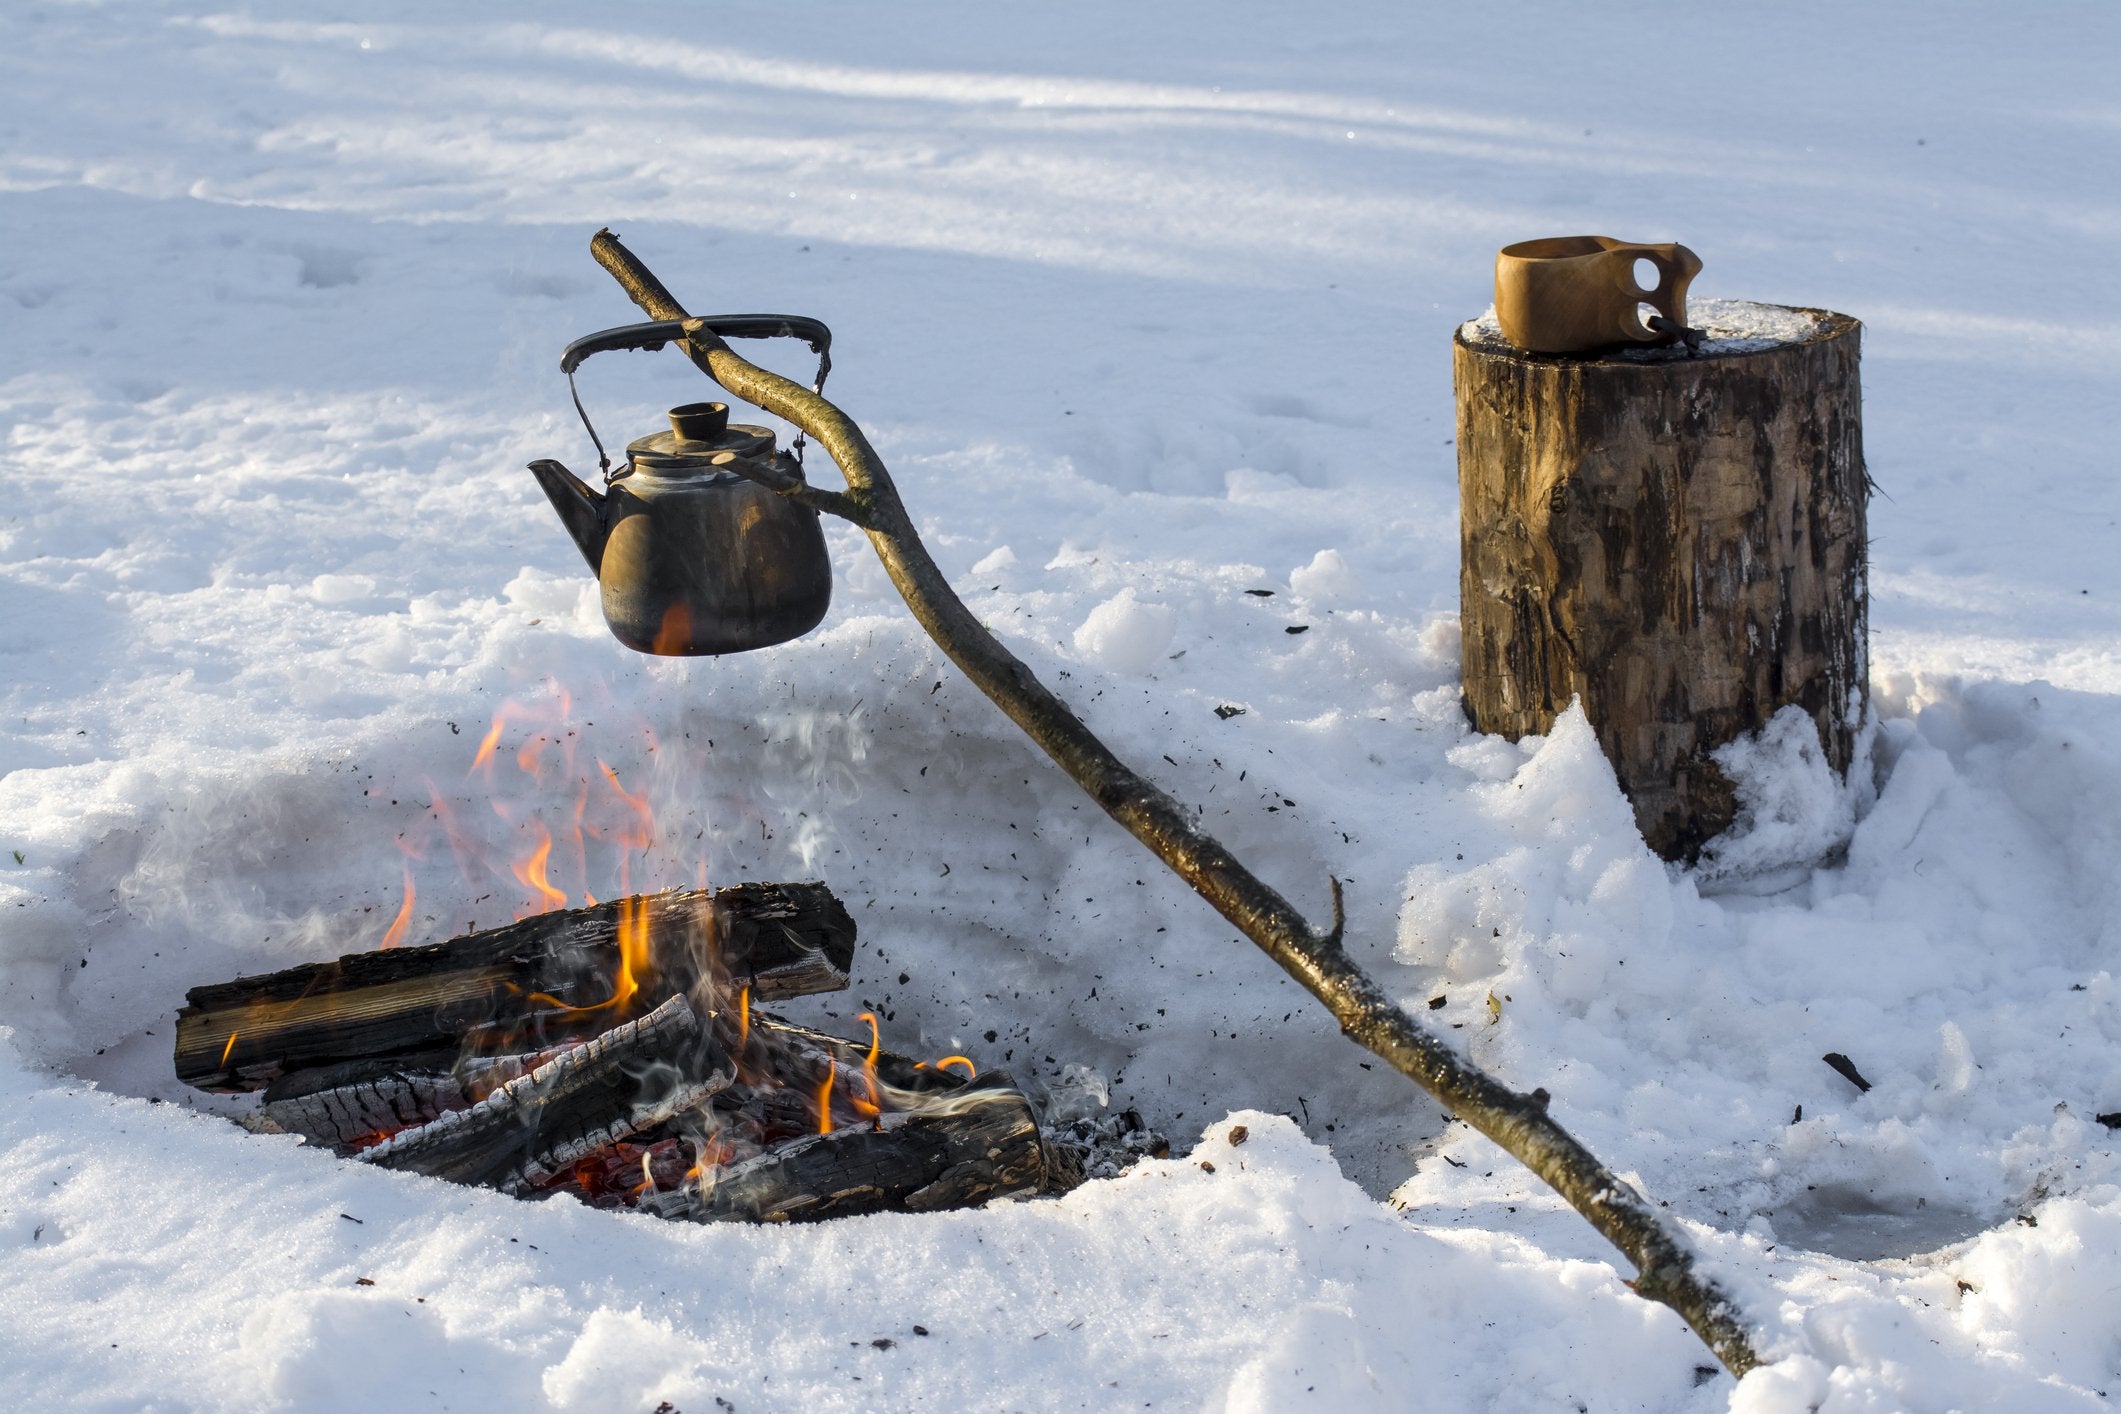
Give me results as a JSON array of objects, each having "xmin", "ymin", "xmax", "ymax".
[{"xmin": 1493, "ymin": 236, "xmax": 1702, "ymax": 354}]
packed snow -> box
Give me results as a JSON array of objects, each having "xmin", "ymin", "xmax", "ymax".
[{"xmin": 3, "ymin": 3, "xmax": 2119, "ymax": 1410}]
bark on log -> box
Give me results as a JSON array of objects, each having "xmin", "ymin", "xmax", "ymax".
[
  {"xmin": 1455, "ymin": 308, "xmax": 1868, "ymax": 859},
  {"xmin": 175, "ymin": 881, "xmax": 855, "ymax": 1091},
  {"xmin": 357, "ymin": 994, "xmax": 731, "ymax": 1194},
  {"xmin": 639, "ymin": 1077, "xmax": 1053, "ymax": 1223}
]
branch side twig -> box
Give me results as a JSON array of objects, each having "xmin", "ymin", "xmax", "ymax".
[{"xmin": 585, "ymin": 227, "xmax": 1762, "ymax": 1377}]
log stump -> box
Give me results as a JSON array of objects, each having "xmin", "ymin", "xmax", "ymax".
[{"xmin": 1454, "ymin": 301, "xmax": 1868, "ymax": 859}]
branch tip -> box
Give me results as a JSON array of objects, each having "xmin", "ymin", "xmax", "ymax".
[{"xmin": 1316, "ymin": 875, "xmax": 1346, "ymax": 948}]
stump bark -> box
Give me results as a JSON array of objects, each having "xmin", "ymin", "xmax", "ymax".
[{"xmin": 1454, "ymin": 304, "xmax": 1868, "ymax": 859}]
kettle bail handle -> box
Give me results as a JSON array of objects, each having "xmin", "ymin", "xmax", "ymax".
[{"xmin": 559, "ymin": 315, "xmax": 833, "ymax": 480}]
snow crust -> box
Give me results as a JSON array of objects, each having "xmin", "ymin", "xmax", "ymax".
[
  {"xmin": 1458, "ymin": 299, "xmax": 1824, "ymax": 356},
  {"xmin": 2, "ymin": 3, "xmax": 2119, "ymax": 1410}
]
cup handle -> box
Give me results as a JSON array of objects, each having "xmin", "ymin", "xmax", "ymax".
[{"xmin": 1629, "ymin": 243, "xmax": 1702, "ymax": 299}]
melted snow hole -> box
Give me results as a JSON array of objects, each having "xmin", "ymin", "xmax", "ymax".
[{"xmin": 1771, "ymin": 1185, "xmax": 1993, "ymax": 1262}]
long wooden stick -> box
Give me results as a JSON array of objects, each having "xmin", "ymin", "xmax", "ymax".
[{"xmin": 583, "ymin": 228, "xmax": 1762, "ymax": 1376}]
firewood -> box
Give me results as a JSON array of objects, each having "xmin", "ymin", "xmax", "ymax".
[
  {"xmin": 253, "ymin": 1009, "xmax": 956, "ymax": 1154},
  {"xmin": 258, "ymin": 1047, "xmax": 568, "ymax": 1152},
  {"xmin": 175, "ymin": 881, "xmax": 854, "ymax": 1091},
  {"xmin": 745, "ymin": 1010, "xmax": 973, "ymax": 1099},
  {"xmin": 639, "ymin": 1076, "xmax": 1056, "ymax": 1223},
  {"xmin": 356, "ymin": 993, "xmax": 731, "ymax": 1194}
]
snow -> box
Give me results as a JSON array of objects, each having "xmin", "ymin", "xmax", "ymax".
[
  {"xmin": 2, "ymin": 2, "xmax": 2119, "ymax": 1409},
  {"xmin": 1459, "ymin": 298, "xmax": 1825, "ymax": 356},
  {"xmin": 1072, "ymin": 588, "xmax": 1178, "ymax": 676}
]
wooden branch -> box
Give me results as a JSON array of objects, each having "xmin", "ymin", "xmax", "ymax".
[
  {"xmin": 640, "ymin": 1077, "xmax": 1052, "ymax": 1223},
  {"xmin": 587, "ymin": 229, "xmax": 1762, "ymax": 1375},
  {"xmin": 175, "ymin": 881, "xmax": 855, "ymax": 1091},
  {"xmin": 357, "ymin": 993, "xmax": 731, "ymax": 1194}
]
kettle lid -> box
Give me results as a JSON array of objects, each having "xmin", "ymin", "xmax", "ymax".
[{"xmin": 627, "ymin": 402, "xmax": 776, "ymax": 470}]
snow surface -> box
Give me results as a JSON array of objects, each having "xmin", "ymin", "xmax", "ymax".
[
  {"xmin": 1458, "ymin": 298, "xmax": 1827, "ymax": 356},
  {"xmin": 3, "ymin": 2, "xmax": 2120, "ymax": 1409}
]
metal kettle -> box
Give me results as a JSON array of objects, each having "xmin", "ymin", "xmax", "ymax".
[{"xmin": 527, "ymin": 316, "xmax": 835, "ymax": 656}]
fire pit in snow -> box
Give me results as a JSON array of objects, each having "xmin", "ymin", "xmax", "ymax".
[{"xmin": 173, "ymin": 884, "xmax": 1076, "ymax": 1220}]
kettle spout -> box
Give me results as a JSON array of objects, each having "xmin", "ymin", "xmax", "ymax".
[{"xmin": 527, "ymin": 459, "xmax": 608, "ymax": 574}]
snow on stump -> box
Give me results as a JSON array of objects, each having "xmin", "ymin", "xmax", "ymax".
[{"xmin": 1453, "ymin": 300, "xmax": 1868, "ymax": 860}]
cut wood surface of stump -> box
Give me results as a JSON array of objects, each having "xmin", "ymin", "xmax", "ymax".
[{"xmin": 1455, "ymin": 299, "xmax": 1868, "ymax": 858}]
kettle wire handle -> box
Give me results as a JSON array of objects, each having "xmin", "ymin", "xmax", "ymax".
[{"xmin": 560, "ymin": 315, "xmax": 834, "ymax": 478}]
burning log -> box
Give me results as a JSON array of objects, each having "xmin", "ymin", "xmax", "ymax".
[
  {"xmin": 640, "ymin": 1078, "xmax": 1051, "ymax": 1223},
  {"xmin": 258, "ymin": 1048, "xmax": 559, "ymax": 1151},
  {"xmin": 175, "ymin": 881, "xmax": 854, "ymax": 1091},
  {"xmin": 356, "ymin": 993, "xmax": 730, "ymax": 1194},
  {"xmin": 176, "ymin": 886, "xmax": 1072, "ymax": 1223}
]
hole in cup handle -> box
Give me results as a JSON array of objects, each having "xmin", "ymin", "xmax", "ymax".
[{"xmin": 1632, "ymin": 256, "xmax": 1664, "ymax": 297}]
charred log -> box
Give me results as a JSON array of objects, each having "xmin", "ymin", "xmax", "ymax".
[
  {"xmin": 744, "ymin": 1010, "xmax": 973, "ymax": 1099},
  {"xmin": 259, "ymin": 1047, "xmax": 571, "ymax": 1151},
  {"xmin": 175, "ymin": 881, "xmax": 854, "ymax": 1091},
  {"xmin": 356, "ymin": 993, "xmax": 732, "ymax": 1194},
  {"xmin": 255, "ymin": 1009, "xmax": 958, "ymax": 1155},
  {"xmin": 640, "ymin": 1077, "xmax": 1055, "ymax": 1223}
]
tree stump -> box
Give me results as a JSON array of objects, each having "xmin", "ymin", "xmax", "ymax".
[{"xmin": 1454, "ymin": 301, "xmax": 1868, "ymax": 859}]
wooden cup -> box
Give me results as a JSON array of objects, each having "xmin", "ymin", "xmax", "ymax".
[{"xmin": 1493, "ymin": 236, "xmax": 1702, "ymax": 354}]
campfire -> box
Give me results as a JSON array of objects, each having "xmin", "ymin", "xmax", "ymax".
[{"xmin": 170, "ymin": 698, "xmax": 1087, "ymax": 1221}]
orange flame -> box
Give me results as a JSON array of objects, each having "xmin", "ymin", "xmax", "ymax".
[
  {"xmin": 935, "ymin": 1055, "xmax": 977, "ymax": 1080},
  {"xmin": 471, "ymin": 701, "xmax": 539, "ymax": 777},
  {"xmin": 219, "ymin": 1030, "xmax": 240, "ymax": 1070},
  {"xmin": 470, "ymin": 692, "xmax": 568, "ymax": 777},
  {"xmin": 379, "ymin": 866, "xmax": 417, "ymax": 949},
  {"xmin": 597, "ymin": 759, "xmax": 656, "ymax": 851},
  {"xmin": 652, "ymin": 602, "xmax": 693, "ymax": 655},
  {"xmin": 736, "ymin": 986, "xmax": 752, "ymax": 1058},
  {"xmin": 511, "ymin": 822, "xmax": 567, "ymax": 915},
  {"xmin": 609, "ymin": 892, "xmax": 651, "ymax": 1014},
  {"xmin": 815, "ymin": 1062, "xmax": 836, "ymax": 1135},
  {"xmin": 853, "ymin": 1012, "xmax": 883, "ymax": 1123},
  {"xmin": 470, "ymin": 715, "xmax": 509, "ymax": 775}
]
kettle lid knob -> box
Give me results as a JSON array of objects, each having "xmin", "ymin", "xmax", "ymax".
[{"xmin": 669, "ymin": 402, "xmax": 730, "ymax": 443}]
